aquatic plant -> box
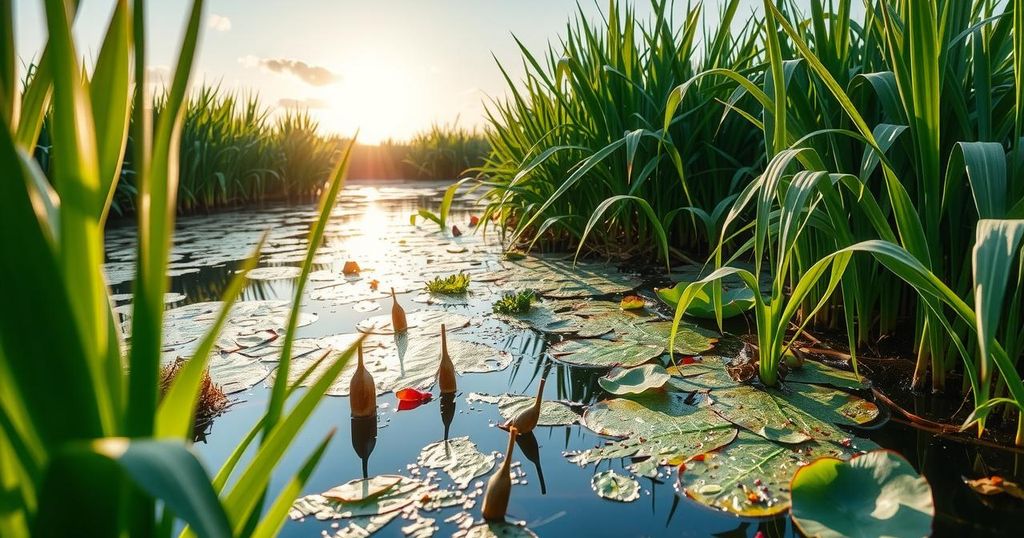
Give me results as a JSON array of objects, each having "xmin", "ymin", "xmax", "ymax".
[
  {"xmin": 391, "ymin": 287, "xmax": 408, "ymax": 333},
  {"xmin": 425, "ymin": 273, "xmax": 471, "ymax": 294},
  {"xmin": 437, "ymin": 324, "xmax": 457, "ymax": 394},
  {"xmin": 0, "ymin": 1, "xmax": 361, "ymax": 535},
  {"xmin": 504, "ymin": 378, "xmax": 545, "ymax": 434},
  {"xmin": 349, "ymin": 344, "xmax": 377, "ymax": 418},
  {"xmin": 492, "ymin": 290, "xmax": 535, "ymax": 315},
  {"xmin": 481, "ymin": 427, "xmax": 518, "ymax": 521},
  {"xmin": 159, "ymin": 358, "xmax": 228, "ymax": 435}
]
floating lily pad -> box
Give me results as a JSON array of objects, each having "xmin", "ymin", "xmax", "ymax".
[
  {"xmin": 666, "ymin": 360, "xmax": 739, "ymax": 391},
  {"xmin": 417, "ymin": 437, "xmax": 496, "ymax": 488},
  {"xmin": 656, "ymin": 281, "xmax": 755, "ymax": 319},
  {"xmin": 357, "ymin": 310, "xmax": 472, "ymax": 335},
  {"xmin": 290, "ymin": 475, "xmax": 430, "ymax": 520},
  {"xmin": 381, "ymin": 338, "xmax": 512, "ymax": 392},
  {"xmin": 495, "ymin": 394, "xmax": 579, "ymax": 426},
  {"xmin": 620, "ymin": 321, "xmax": 719, "ymax": 356},
  {"xmin": 591, "ymin": 470, "xmax": 640, "ymax": 502},
  {"xmin": 677, "ymin": 432, "xmax": 876, "ymax": 518},
  {"xmin": 598, "ymin": 364, "xmax": 670, "ymax": 395},
  {"xmin": 245, "ymin": 266, "xmax": 302, "ymax": 280},
  {"xmin": 324, "ymin": 475, "xmax": 403, "ymax": 503},
  {"xmin": 496, "ymin": 302, "xmax": 582, "ymax": 334},
  {"xmin": 454, "ymin": 522, "xmax": 537, "ymax": 538},
  {"xmin": 574, "ymin": 396, "xmax": 738, "ymax": 471},
  {"xmin": 790, "ymin": 451, "xmax": 934, "ymax": 538},
  {"xmin": 548, "ymin": 338, "xmax": 663, "ymax": 369},
  {"xmin": 784, "ymin": 359, "xmax": 870, "ymax": 389}
]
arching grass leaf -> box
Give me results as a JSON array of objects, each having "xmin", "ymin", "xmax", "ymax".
[{"xmin": 657, "ymin": 281, "xmax": 755, "ymax": 319}]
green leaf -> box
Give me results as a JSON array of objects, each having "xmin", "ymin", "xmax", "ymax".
[
  {"xmin": 791, "ymin": 451, "xmax": 934, "ymax": 538},
  {"xmin": 92, "ymin": 438, "xmax": 232, "ymax": 538},
  {"xmin": 548, "ymin": 338, "xmax": 662, "ymax": 369},
  {"xmin": 590, "ymin": 470, "xmax": 639, "ymax": 502},
  {"xmin": 598, "ymin": 364, "xmax": 670, "ymax": 395},
  {"xmin": 656, "ymin": 281, "xmax": 755, "ymax": 319}
]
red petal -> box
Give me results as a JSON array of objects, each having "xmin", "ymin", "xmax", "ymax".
[
  {"xmin": 469, "ymin": 215, "xmax": 480, "ymax": 226},
  {"xmin": 396, "ymin": 387, "xmax": 432, "ymax": 402},
  {"xmin": 397, "ymin": 399, "xmax": 426, "ymax": 411},
  {"xmin": 681, "ymin": 357, "xmax": 696, "ymax": 365}
]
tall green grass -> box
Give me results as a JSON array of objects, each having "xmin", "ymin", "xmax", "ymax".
[
  {"xmin": 479, "ymin": 0, "xmax": 1024, "ymax": 441},
  {"xmin": 0, "ymin": 1, "xmax": 362, "ymax": 536}
]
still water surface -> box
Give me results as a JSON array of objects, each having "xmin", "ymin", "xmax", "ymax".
[{"xmin": 106, "ymin": 180, "xmax": 1021, "ymax": 537}]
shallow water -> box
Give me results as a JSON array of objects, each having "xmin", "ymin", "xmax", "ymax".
[{"xmin": 106, "ymin": 180, "xmax": 1022, "ymax": 537}]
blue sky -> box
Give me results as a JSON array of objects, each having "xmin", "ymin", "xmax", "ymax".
[{"xmin": 14, "ymin": 1, "xmax": 840, "ymax": 143}]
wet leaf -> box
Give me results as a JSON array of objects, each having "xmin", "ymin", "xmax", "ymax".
[
  {"xmin": 455, "ymin": 522, "xmax": 537, "ymax": 538},
  {"xmin": 591, "ymin": 470, "xmax": 640, "ymax": 502},
  {"xmin": 343, "ymin": 260, "xmax": 361, "ymax": 275},
  {"xmin": 495, "ymin": 394, "xmax": 578, "ymax": 426},
  {"xmin": 656, "ymin": 281, "xmax": 755, "ymax": 319},
  {"xmin": 548, "ymin": 338, "xmax": 663, "ymax": 369},
  {"xmin": 244, "ymin": 266, "xmax": 302, "ymax": 280},
  {"xmin": 417, "ymin": 437, "xmax": 496, "ymax": 488},
  {"xmin": 677, "ymin": 432, "xmax": 876, "ymax": 518},
  {"xmin": 357, "ymin": 310, "xmax": 472, "ymax": 335},
  {"xmin": 381, "ymin": 338, "xmax": 512, "ymax": 392},
  {"xmin": 574, "ymin": 396, "xmax": 738, "ymax": 471},
  {"xmin": 964, "ymin": 476, "xmax": 1024, "ymax": 499},
  {"xmin": 621, "ymin": 320, "xmax": 718, "ymax": 355},
  {"xmin": 598, "ymin": 364, "xmax": 670, "ymax": 395},
  {"xmin": 784, "ymin": 358, "xmax": 869, "ymax": 389},
  {"xmin": 323, "ymin": 476, "xmax": 403, "ymax": 503},
  {"xmin": 791, "ymin": 451, "xmax": 934, "ymax": 538},
  {"xmin": 290, "ymin": 475, "xmax": 430, "ymax": 520}
]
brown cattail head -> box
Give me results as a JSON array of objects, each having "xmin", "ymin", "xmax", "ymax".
[
  {"xmin": 350, "ymin": 344, "xmax": 377, "ymax": 418},
  {"xmin": 391, "ymin": 287, "xmax": 407, "ymax": 333},
  {"xmin": 481, "ymin": 426, "xmax": 517, "ymax": 521},
  {"xmin": 438, "ymin": 324, "xmax": 457, "ymax": 394}
]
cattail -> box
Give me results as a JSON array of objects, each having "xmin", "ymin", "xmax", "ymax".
[
  {"xmin": 438, "ymin": 324, "xmax": 457, "ymax": 394},
  {"xmin": 481, "ymin": 426, "xmax": 517, "ymax": 521},
  {"xmin": 506, "ymin": 378, "xmax": 545, "ymax": 434},
  {"xmin": 391, "ymin": 288, "xmax": 407, "ymax": 333},
  {"xmin": 349, "ymin": 344, "xmax": 376, "ymax": 418}
]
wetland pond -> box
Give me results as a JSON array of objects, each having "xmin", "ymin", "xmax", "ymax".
[{"xmin": 106, "ymin": 180, "xmax": 1021, "ymax": 537}]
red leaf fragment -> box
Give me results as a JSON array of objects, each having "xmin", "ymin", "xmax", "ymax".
[
  {"xmin": 469, "ymin": 215, "xmax": 480, "ymax": 226},
  {"xmin": 452, "ymin": 225, "xmax": 462, "ymax": 237},
  {"xmin": 396, "ymin": 387, "xmax": 433, "ymax": 403}
]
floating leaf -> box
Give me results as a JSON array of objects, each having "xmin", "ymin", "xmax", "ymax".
[
  {"xmin": 455, "ymin": 522, "xmax": 537, "ymax": 538},
  {"xmin": 598, "ymin": 364, "xmax": 670, "ymax": 395},
  {"xmin": 357, "ymin": 309, "xmax": 472, "ymax": 335},
  {"xmin": 574, "ymin": 396, "xmax": 738, "ymax": 472},
  {"xmin": 495, "ymin": 394, "xmax": 578, "ymax": 426},
  {"xmin": 323, "ymin": 476, "xmax": 403, "ymax": 503},
  {"xmin": 382, "ymin": 338, "xmax": 512, "ymax": 392},
  {"xmin": 790, "ymin": 451, "xmax": 934, "ymax": 538},
  {"xmin": 677, "ymin": 432, "xmax": 876, "ymax": 517},
  {"xmin": 964, "ymin": 476, "xmax": 1024, "ymax": 499},
  {"xmin": 656, "ymin": 281, "xmax": 755, "ymax": 319},
  {"xmin": 290, "ymin": 475, "xmax": 430, "ymax": 520},
  {"xmin": 343, "ymin": 261, "xmax": 361, "ymax": 274},
  {"xmin": 784, "ymin": 358, "xmax": 869, "ymax": 389},
  {"xmin": 244, "ymin": 266, "xmax": 302, "ymax": 280},
  {"xmin": 621, "ymin": 320, "xmax": 718, "ymax": 355},
  {"xmin": 417, "ymin": 437, "xmax": 496, "ymax": 488},
  {"xmin": 591, "ymin": 470, "xmax": 640, "ymax": 502},
  {"xmin": 548, "ymin": 338, "xmax": 663, "ymax": 369}
]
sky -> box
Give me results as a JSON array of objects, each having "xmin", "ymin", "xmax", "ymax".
[{"xmin": 13, "ymin": 1, "xmax": 836, "ymax": 144}]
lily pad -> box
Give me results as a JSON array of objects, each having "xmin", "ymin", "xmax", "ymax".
[
  {"xmin": 495, "ymin": 394, "xmax": 579, "ymax": 426},
  {"xmin": 244, "ymin": 265, "xmax": 302, "ymax": 280},
  {"xmin": 784, "ymin": 358, "xmax": 870, "ymax": 390},
  {"xmin": 598, "ymin": 364, "xmax": 670, "ymax": 395},
  {"xmin": 417, "ymin": 437, "xmax": 496, "ymax": 488},
  {"xmin": 548, "ymin": 338, "xmax": 663, "ymax": 369},
  {"xmin": 790, "ymin": 451, "xmax": 934, "ymax": 538},
  {"xmin": 677, "ymin": 432, "xmax": 877, "ymax": 518},
  {"xmin": 656, "ymin": 281, "xmax": 755, "ymax": 319},
  {"xmin": 574, "ymin": 396, "xmax": 738, "ymax": 470},
  {"xmin": 357, "ymin": 309, "xmax": 472, "ymax": 335},
  {"xmin": 620, "ymin": 321, "xmax": 719, "ymax": 356},
  {"xmin": 290, "ymin": 475, "xmax": 430, "ymax": 520},
  {"xmin": 381, "ymin": 338, "xmax": 512, "ymax": 392},
  {"xmin": 455, "ymin": 522, "xmax": 538, "ymax": 538},
  {"xmin": 324, "ymin": 475, "xmax": 403, "ymax": 503},
  {"xmin": 591, "ymin": 470, "xmax": 640, "ymax": 502}
]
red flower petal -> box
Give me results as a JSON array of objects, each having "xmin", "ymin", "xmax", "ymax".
[{"xmin": 396, "ymin": 387, "xmax": 432, "ymax": 402}]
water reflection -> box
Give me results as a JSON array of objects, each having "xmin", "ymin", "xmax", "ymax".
[
  {"xmin": 515, "ymin": 431, "xmax": 546, "ymax": 495},
  {"xmin": 440, "ymin": 392, "xmax": 456, "ymax": 441},
  {"xmin": 350, "ymin": 415, "xmax": 377, "ymax": 479}
]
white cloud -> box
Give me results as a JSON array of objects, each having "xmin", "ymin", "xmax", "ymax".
[
  {"xmin": 238, "ymin": 56, "xmax": 340, "ymax": 86},
  {"xmin": 208, "ymin": 14, "xmax": 232, "ymax": 32}
]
